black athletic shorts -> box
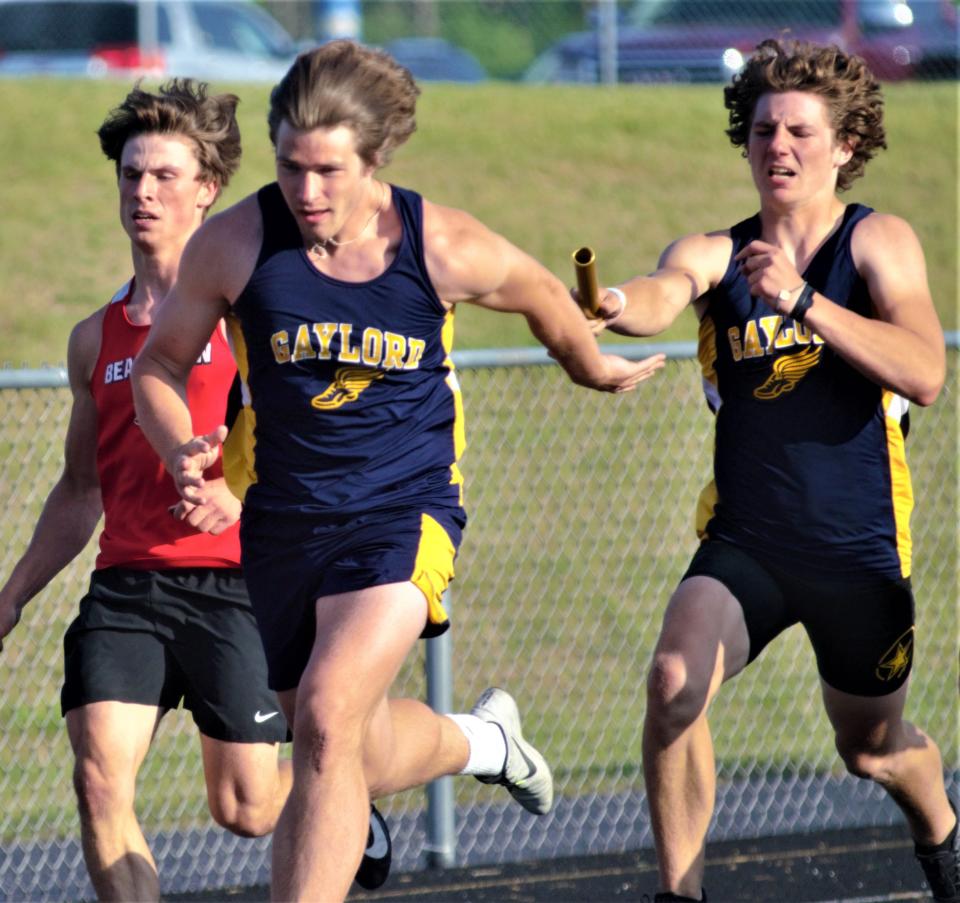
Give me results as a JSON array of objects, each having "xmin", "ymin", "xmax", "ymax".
[
  {"xmin": 62, "ymin": 567, "xmax": 289, "ymax": 743},
  {"xmin": 682, "ymin": 540, "xmax": 916, "ymax": 697}
]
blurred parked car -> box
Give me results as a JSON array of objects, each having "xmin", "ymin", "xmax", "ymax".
[
  {"xmin": 524, "ymin": 0, "xmax": 959, "ymax": 84},
  {"xmin": 382, "ymin": 37, "xmax": 487, "ymax": 82},
  {"xmin": 0, "ymin": 0, "xmax": 300, "ymax": 80}
]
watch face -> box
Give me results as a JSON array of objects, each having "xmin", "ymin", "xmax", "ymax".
[{"xmin": 778, "ymin": 283, "xmax": 804, "ymax": 304}]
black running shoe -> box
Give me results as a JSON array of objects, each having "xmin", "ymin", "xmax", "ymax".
[
  {"xmin": 652, "ymin": 890, "xmax": 707, "ymax": 902},
  {"xmin": 355, "ymin": 804, "xmax": 391, "ymax": 890},
  {"xmin": 916, "ymin": 804, "xmax": 960, "ymax": 903}
]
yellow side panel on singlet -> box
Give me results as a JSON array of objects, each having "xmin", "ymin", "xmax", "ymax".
[
  {"xmin": 223, "ymin": 314, "xmax": 258, "ymax": 502},
  {"xmin": 882, "ymin": 390, "xmax": 914, "ymax": 578},
  {"xmin": 441, "ymin": 309, "xmax": 466, "ymax": 505},
  {"xmin": 695, "ymin": 314, "xmax": 721, "ymax": 537}
]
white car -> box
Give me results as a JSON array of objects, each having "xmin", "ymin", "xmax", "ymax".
[{"xmin": 0, "ymin": 0, "xmax": 301, "ymax": 81}]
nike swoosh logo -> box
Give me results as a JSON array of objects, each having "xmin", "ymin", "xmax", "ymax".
[
  {"xmin": 366, "ymin": 814, "xmax": 390, "ymax": 860},
  {"xmin": 516, "ymin": 743, "xmax": 538, "ymax": 781},
  {"xmin": 254, "ymin": 710, "xmax": 279, "ymax": 723}
]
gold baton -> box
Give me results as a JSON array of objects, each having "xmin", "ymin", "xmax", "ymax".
[{"xmin": 572, "ymin": 246, "xmax": 600, "ymax": 317}]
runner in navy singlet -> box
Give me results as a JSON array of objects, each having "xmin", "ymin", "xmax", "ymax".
[
  {"xmin": 584, "ymin": 40, "xmax": 956, "ymax": 903},
  {"xmin": 132, "ymin": 41, "xmax": 666, "ymax": 901}
]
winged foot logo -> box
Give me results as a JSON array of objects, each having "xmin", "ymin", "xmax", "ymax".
[
  {"xmin": 754, "ymin": 345, "xmax": 822, "ymax": 400},
  {"xmin": 312, "ymin": 367, "xmax": 387, "ymax": 410},
  {"xmin": 875, "ymin": 628, "xmax": 914, "ymax": 682}
]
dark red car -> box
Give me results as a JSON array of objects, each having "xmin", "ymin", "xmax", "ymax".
[{"xmin": 524, "ymin": 0, "xmax": 959, "ymax": 84}]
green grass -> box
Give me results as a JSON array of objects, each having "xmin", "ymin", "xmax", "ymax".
[{"xmin": 0, "ymin": 79, "xmax": 955, "ymax": 365}]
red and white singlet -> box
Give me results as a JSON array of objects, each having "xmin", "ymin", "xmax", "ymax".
[{"xmin": 91, "ymin": 280, "xmax": 241, "ymax": 569}]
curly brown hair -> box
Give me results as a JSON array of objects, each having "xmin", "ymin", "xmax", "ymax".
[
  {"xmin": 724, "ymin": 39, "xmax": 886, "ymax": 191},
  {"xmin": 268, "ymin": 40, "xmax": 419, "ymax": 167},
  {"xmin": 98, "ymin": 79, "xmax": 241, "ymax": 192}
]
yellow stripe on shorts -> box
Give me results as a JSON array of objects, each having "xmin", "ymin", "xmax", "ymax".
[{"xmin": 410, "ymin": 513, "xmax": 456, "ymax": 635}]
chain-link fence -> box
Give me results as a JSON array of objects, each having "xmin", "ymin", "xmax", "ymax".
[
  {"xmin": 1, "ymin": 1, "xmax": 957, "ymax": 83},
  {"xmin": 279, "ymin": 0, "xmax": 960, "ymax": 83},
  {"xmin": 0, "ymin": 344, "xmax": 956, "ymax": 900}
]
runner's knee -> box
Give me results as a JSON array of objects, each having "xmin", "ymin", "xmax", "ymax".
[
  {"xmin": 72, "ymin": 755, "xmax": 135, "ymax": 822},
  {"xmin": 645, "ymin": 651, "xmax": 712, "ymax": 733},
  {"xmin": 834, "ymin": 727, "xmax": 900, "ymax": 781},
  {"xmin": 208, "ymin": 789, "xmax": 276, "ymax": 837},
  {"xmin": 294, "ymin": 699, "xmax": 365, "ymax": 777},
  {"xmin": 836, "ymin": 744, "xmax": 887, "ymax": 780}
]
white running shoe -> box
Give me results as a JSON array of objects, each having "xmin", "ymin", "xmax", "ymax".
[{"xmin": 471, "ymin": 687, "xmax": 554, "ymax": 815}]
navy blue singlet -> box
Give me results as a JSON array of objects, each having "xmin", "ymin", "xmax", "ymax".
[
  {"xmin": 696, "ymin": 203, "xmax": 913, "ymax": 580},
  {"xmin": 228, "ymin": 182, "xmax": 465, "ymax": 517}
]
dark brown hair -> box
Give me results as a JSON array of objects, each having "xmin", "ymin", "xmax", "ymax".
[
  {"xmin": 268, "ymin": 40, "xmax": 419, "ymax": 166},
  {"xmin": 98, "ymin": 79, "xmax": 241, "ymax": 190},
  {"xmin": 724, "ymin": 39, "xmax": 886, "ymax": 191}
]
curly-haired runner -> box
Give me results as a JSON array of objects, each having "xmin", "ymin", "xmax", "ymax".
[
  {"xmin": 132, "ymin": 40, "xmax": 665, "ymax": 902},
  {"xmin": 585, "ymin": 39, "xmax": 957, "ymax": 903},
  {"xmin": 723, "ymin": 40, "xmax": 888, "ymax": 190}
]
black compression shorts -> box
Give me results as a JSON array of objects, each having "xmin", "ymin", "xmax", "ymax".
[{"xmin": 682, "ymin": 540, "xmax": 915, "ymax": 696}]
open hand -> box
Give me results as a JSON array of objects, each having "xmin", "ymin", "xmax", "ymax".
[
  {"xmin": 599, "ymin": 351, "xmax": 666, "ymax": 392},
  {"xmin": 171, "ymin": 425, "xmax": 228, "ymax": 505}
]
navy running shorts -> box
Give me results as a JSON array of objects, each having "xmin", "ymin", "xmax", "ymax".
[
  {"xmin": 682, "ymin": 540, "xmax": 916, "ymax": 696},
  {"xmin": 240, "ymin": 504, "xmax": 466, "ymax": 692},
  {"xmin": 62, "ymin": 567, "xmax": 289, "ymax": 743}
]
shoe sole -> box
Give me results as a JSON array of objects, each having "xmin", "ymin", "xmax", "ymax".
[{"xmin": 355, "ymin": 804, "xmax": 391, "ymax": 890}]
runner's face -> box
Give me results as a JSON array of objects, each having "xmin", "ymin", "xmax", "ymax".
[
  {"xmin": 274, "ymin": 121, "xmax": 375, "ymax": 246},
  {"xmin": 118, "ymin": 133, "xmax": 217, "ymax": 252},
  {"xmin": 747, "ymin": 91, "xmax": 853, "ymax": 207}
]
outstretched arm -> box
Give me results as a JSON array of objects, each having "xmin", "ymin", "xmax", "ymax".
[
  {"xmin": 736, "ymin": 214, "xmax": 944, "ymax": 405},
  {"xmin": 423, "ymin": 203, "xmax": 665, "ymax": 392},
  {"xmin": 0, "ymin": 315, "xmax": 103, "ymax": 652},
  {"xmin": 587, "ymin": 231, "xmax": 733, "ymax": 338}
]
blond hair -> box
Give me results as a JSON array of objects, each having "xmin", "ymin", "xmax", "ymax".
[{"xmin": 268, "ymin": 40, "xmax": 419, "ymax": 166}]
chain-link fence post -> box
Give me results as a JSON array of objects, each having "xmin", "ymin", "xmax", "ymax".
[
  {"xmin": 597, "ymin": 0, "xmax": 619, "ymax": 84},
  {"xmin": 424, "ymin": 589, "xmax": 456, "ymax": 868}
]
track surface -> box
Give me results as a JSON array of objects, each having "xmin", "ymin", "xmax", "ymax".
[{"xmin": 169, "ymin": 823, "xmax": 932, "ymax": 902}]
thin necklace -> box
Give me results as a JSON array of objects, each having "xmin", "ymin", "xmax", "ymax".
[{"xmin": 310, "ymin": 181, "xmax": 386, "ymax": 258}]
